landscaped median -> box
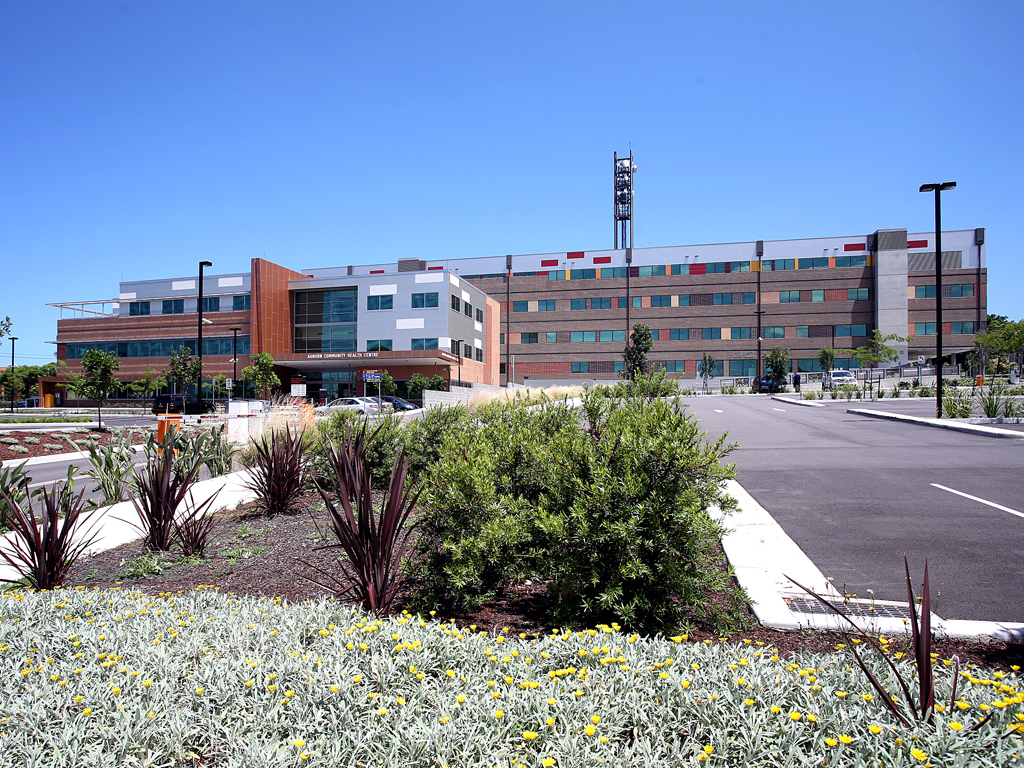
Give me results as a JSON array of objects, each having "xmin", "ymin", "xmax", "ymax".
[{"xmin": 2, "ymin": 586, "xmax": 1022, "ymax": 767}]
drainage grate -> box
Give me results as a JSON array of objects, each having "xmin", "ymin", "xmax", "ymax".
[{"xmin": 786, "ymin": 598, "xmax": 913, "ymax": 620}]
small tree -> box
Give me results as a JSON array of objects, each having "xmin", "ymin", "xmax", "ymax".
[
  {"xmin": 407, "ymin": 372, "xmax": 430, "ymax": 400},
  {"xmin": 241, "ymin": 352, "xmax": 281, "ymax": 399},
  {"xmin": 427, "ymin": 374, "xmax": 447, "ymax": 392},
  {"xmin": 0, "ymin": 366, "xmax": 25, "ymax": 408},
  {"xmin": 379, "ymin": 369, "xmax": 397, "ymax": 397},
  {"xmin": 765, "ymin": 347, "xmax": 791, "ymax": 389},
  {"xmin": 211, "ymin": 374, "xmax": 229, "ymax": 400},
  {"xmin": 838, "ymin": 330, "xmax": 908, "ymax": 395},
  {"xmin": 697, "ymin": 352, "xmax": 717, "ymax": 392},
  {"xmin": 0, "ymin": 316, "xmax": 11, "ymax": 341},
  {"xmin": 71, "ymin": 349, "xmax": 120, "ymax": 430},
  {"xmin": 130, "ymin": 366, "xmax": 167, "ymax": 402},
  {"xmin": 818, "ymin": 347, "xmax": 836, "ymax": 374},
  {"xmin": 164, "ymin": 346, "xmax": 202, "ymax": 396},
  {"xmin": 621, "ymin": 323, "xmax": 654, "ymax": 381}
]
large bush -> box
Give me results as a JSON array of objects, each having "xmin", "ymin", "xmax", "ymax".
[{"xmin": 414, "ymin": 392, "xmax": 745, "ymax": 633}]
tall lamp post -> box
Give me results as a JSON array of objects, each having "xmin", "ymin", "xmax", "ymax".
[
  {"xmin": 229, "ymin": 326, "xmax": 241, "ymax": 400},
  {"xmin": 197, "ymin": 260, "xmax": 213, "ymax": 408},
  {"xmin": 919, "ymin": 182, "xmax": 956, "ymax": 418},
  {"xmin": 456, "ymin": 339, "xmax": 464, "ymax": 387},
  {"xmin": 8, "ymin": 336, "xmax": 17, "ymax": 413}
]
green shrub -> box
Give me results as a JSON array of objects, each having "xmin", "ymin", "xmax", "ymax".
[
  {"xmin": 942, "ymin": 388, "xmax": 973, "ymax": 419},
  {"xmin": 399, "ymin": 405, "xmax": 472, "ymax": 477}
]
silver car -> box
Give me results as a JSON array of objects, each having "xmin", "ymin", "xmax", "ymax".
[{"xmin": 313, "ymin": 397, "xmax": 382, "ymax": 416}]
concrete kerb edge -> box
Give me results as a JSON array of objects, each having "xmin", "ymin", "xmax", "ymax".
[
  {"xmin": 770, "ymin": 396, "xmax": 825, "ymax": 408},
  {"xmin": 5, "ymin": 444, "xmax": 148, "ymax": 469},
  {"xmin": 849, "ymin": 409, "xmax": 1024, "ymax": 439}
]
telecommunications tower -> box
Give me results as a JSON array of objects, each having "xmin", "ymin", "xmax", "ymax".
[{"xmin": 613, "ymin": 151, "xmax": 636, "ymax": 249}]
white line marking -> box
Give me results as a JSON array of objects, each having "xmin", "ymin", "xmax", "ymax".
[
  {"xmin": 714, "ymin": 409, "xmax": 724, "ymax": 413},
  {"xmin": 931, "ymin": 484, "xmax": 1024, "ymax": 520},
  {"xmin": 772, "ymin": 408, "xmax": 787, "ymax": 412}
]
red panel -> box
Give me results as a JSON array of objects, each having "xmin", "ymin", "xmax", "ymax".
[
  {"xmin": 844, "ymin": 243, "xmax": 866, "ymax": 252},
  {"xmin": 428, "ymin": 266, "xmax": 444, "ymax": 271},
  {"xmin": 566, "ymin": 251, "xmax": 585, "ymax": 259},
  {"xmin": 537, "ymin": 271, "xmax": 549, "ymax": 276},
  {"xmin": 907, "ymin": 240, "xmax": 928, "ymax": 249},
  {"xmin": 593, "ymin": 256, "xmax": 612, "ymax": 264},
  {"xmin": 685, "ymin": 360, "xmax": 697, "ymax": 374},
  {"xmin": 540, "ymin": 259, "xmax": 559, "ymax": 267},
  {"xmin": 942, "ymin": 322, "xmax": 952, "ymax": 336},
  {"xmin": 370, "ymin": 270, "xmax": 385, "ymax": 274},
  {"xmin": 689, "ymin": 263, "xmax": 706, "ymax": 275}
]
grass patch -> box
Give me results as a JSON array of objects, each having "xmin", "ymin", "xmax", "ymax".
[
  {"xmin": 0, "ymin": 416, "xmax": 94, "ymax": 424},
  {"xmin": 117, "ymin": 552, "xmax": 166, "ymax": 580},
  {"xmin": 219, "ymin": 545, "xmax": 268, "ymax": 564}
]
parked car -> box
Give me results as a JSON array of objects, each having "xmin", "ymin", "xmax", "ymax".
[
  {"xmin": 313, "ymin": 397, "xmax": 383, "ymax": 416},
  {"xmin": 380, "ymin": 396, "xmax": 418, "ymax": 411},
  {"xmin": 756, "ymin": 376, "xmax": 783, "ymax": 394},
  {"xmin": 823, "ymin": 369, "xmax": 856, "ymax": 390},
  {"xmin": 151, "ymin": 395, "xmax": 216, "ymax": 415}
]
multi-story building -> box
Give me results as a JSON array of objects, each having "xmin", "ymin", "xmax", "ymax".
[{"xmin": 50, "ymin": 226, "xmax": 985, "ymax": 397}]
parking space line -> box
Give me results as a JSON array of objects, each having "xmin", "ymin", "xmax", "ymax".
[
  {"xmin": 714, "ymin": 409, "xmax": 724, "ymax": 413},
  {"xmin": 772, "ymin": 408, "xmax": 786, "ymax": 412},
  {"xmin": 930, "ymin": 483, "xmax": 1024, "ymax": 520}
]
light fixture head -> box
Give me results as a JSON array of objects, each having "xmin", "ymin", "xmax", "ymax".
[{"xmin": 201, "ymin": 318, "xmax": 213, "ymax": 325}]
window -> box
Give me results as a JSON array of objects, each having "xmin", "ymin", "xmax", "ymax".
[
  {"xmin": 537, "ymin": 300, "xmax": 556, "ymax": 311},
  {"xmin": 915, "ymin": 285, "xmax": 937, "ymax": 299},
  {"xmin": 731, "ymin": 327, "xmax": 752, "ymax": 339},
  {"xmin": 614, "ymin": 361, "xmax": 624, "ymax": 372},
  {"xmin": 835, "ymin": 254, "xmax": 867, "ymax": 268},
  {"xmin": 475, "ymin": 348, "xmax": 483, "ymax": 362},
  {"xmin": 570, "ymin": 331, "xmax": 597, "ymax": 342},
  {"xmin": 601, "ymin": 267, "xmax": 628, "ymax": 278},
  {"xmin": 632, "ymin": 296, "xmax": 642, "ymax": 308},
  {"xmin": 570, "ymin": 268, "xmax": 596, "ymax": 279},
  {"xmin": 411, "ymin": 338, "xmax": 439, "ymax": 350},
  {"xmin": 451, "ymin": 295, "xmax": 461, "ymax": 312},
  {"xmin": 651, "ymin": 295, "xmax": 671, "ymax": 307},
  {"xmin": 798, "ymin": 257, "xmax": 828, "ymax": 269},
  {"xmin": 464, "ymin": 301, "xmax": 472, "ymax": 317},
  {"xmin": 729, "ymin": 360, "xmax": 756, "ymax": 376},
  {"xmin": 670, "ymin": 328, "xmax": 689, "ymax": 340},
  {"xmin": 500, "ymin": 362, "xmax": 506, "ymax": 374},
  {"xmin": 617, "ymin": 297, "xmax": 630, "ymax": 308},
  {"xmin": 571, "ymin": 299, "xmax": 587, "ymax": 310},
  {"xmin": 712, "ymin": 293, "xmax": 733, "ymax": 305},
  {"xmin": 796, "ymin": 326, "xmax": 809, "ymax": 338},
  {"xmin": 702, "ymin": 328, "xmax": 721, "ymax": 340},
  {"xmin": 366, "ymin": 339, "xmax": 392, "ymax": 351},
  {"xmin": 764, "ymin": 259, "xmax": 795, "ymax": 271},
  {"xmin": 411, "ymin": 292, "xmax": 439, "ymax": 308},
  {"xmin": 950, "ymin": 283, "xmax": 975, "ymax": 297},
  {"xmin": 811, "ymin": 290, "xmax": 824, "ymax": 302},
  {"xmin": 546, "ymin": 332, "xmax": 557, "ymax": 343},
  {"xmin": 512, "ymin": 301, "xmax": 527, "ymax": 312},
  {"xmin": 163, "ymin": 299, "xmax": 184, "ymax": 314},
  {"xmin": 742, "ymin": 293, "xmax": 756, "ymax": 304},
  {"xmin": 548, "ymin": 270, "xmax": 566, "ymax": 281},
  {"xmin": 951, "ymin": 321, "xmax": 977, "ymax": 334},
  {"xmin": 650, "ymin": 329, "xmax": 661, "ymax": 342},
  {"xmin": 600, "ymin": 330, "xmax": 626, "ymax": 342},
  {"xmin": 201, "ymin": 297, "xmax": 220, "ymax": 313},
  {"xmin": 731, "ymin": 261, "xmax": 751, "ymax": 273},
  {"xmin": 66, "ymin": 336, "xmax": 251, "ymax": 359},
  {"xmin": 367, "ymin": 295, "xmax": 393, "ymax": 311},
  {"xmin": 500, "ymin": 333, "xmax": 505, "ymax": 345},
  {"xmin": 706, "ymin": 262, "xmax": 727, "ymax": 274},
  {"xmin": 797, "ymin": 359, "xmax": 824, "ymax": 373},
  {"xmin": 848, "ymin": 288, "xmax": 869, "ymax": 301},
  {"xmin": 476, "ymin": 308, "xmax": 484, "ymax": 322},
  {"xmin": 294, "ymin": 288, "xmax": 357, "ymax": 325},
  {"xmin": 590, "ymin": 297, "xmax": 612, "ymax": 309},
  {"xmin": 521, "ymin": 333, "xmax": 538, "ymax": 344},
  {"xmin": 571, "ymin": 362, "xmax": 590, "ymax": 373},
  {"xmin": 638, "ymin": 265, "xmax": 666, "ymax": 277},
  {"xmin": 663, "ymin": 360, "xmax": 686, "ymax": 372},
  {"xmin": 233, "ymin": 294, "xmax": 251, "ymax": 311},
  {"xmin": 836, "ymin": 324, "xmax": 868, "ymax": 337},
  {"xmin": 670, "ymin": 264, "xmax": 689, "ymax": 275},
  {"xmin": 677, "ymin": 294, "xmax": 690, "ymax": 306},
  {"xmin": 914, "ymin": 322, "xmax": 937, "ymax": 336},
  {"xmin": 129, "ymin": 301, "xmax": 150, "ymax": 316},
  {"xmin": 779, "ymin": 291, "xmax": 800, "ymax": 303},
  {"xmin": 763, "ymin": 326, "xmax": 785, "ymax": 338}
]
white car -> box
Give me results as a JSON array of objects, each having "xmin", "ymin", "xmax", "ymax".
[
  {"xmin": 823, "ymin": 369, "xmax": 857, "ymax": 390},
  {"xmin": 313, "ymin": 397, "xmax": 384, "ymax": 416}
]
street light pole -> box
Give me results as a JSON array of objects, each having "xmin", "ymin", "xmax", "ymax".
[
  {"xmin": 919, "ymin": 182, "xmax": 956, "ymax": 418},
  {"xmin": 9, "ymin": 337, "xmax": 16, "ymax": 413},
  {"xmin": 197, "ymin": 261, "xmax": 213, "ymax": 408},
  {"xmin": 229, "ymin": 326, "xmax": 241, "ymax": 400},
  {"xmin": 456, "ymin": 339, "xmax": 464, "ymax": 386}
]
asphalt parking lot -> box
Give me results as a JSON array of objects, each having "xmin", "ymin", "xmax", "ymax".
[{"xmin": 681, "ymin": 395, "xmax": 1024, "ymax": 623}]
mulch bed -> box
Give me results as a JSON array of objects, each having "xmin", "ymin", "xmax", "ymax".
[
  {"xmin": 0, "ymin": 425, "xmax": 209, "ymax": 463},
  {"xmin": 62, "ymin": 490, "xmax": 1024, "ymax": 672}
]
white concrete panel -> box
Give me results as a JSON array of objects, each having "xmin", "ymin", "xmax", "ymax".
[
  {"xmin": 449, "ymin": 274, "xmax": 460, "ymax": 287},
  {"xmin": 119, "ymin": 292, "xmax": 137, "ymax": 300},
  {"xmin": 172, "ymin": 280, "xmax": 196, "ymax": 291},
  {"xmin": 474, "ymin": 338, "xmax": 482, "ymax": 348},
  {"xmin": 415, "ymin": 272, "xmax": 444, "ymax": 283},
  {"xmin": 474, "ymin": 322, "xmax": 483, "ymax": 332},
  {"xmin": 368, "ymin": 284, "xmax": 398, "ymax": 296},
  {"xmin": 461, "ymin": 290, "xmax": 471, "ymax": 302},
  {"xmin": 396, "ymin": 318, "xmax": 425, "ymax": 330},
  {"xmin": 218, "ymin": 277, "xmax": 244, "ymax": 287}
]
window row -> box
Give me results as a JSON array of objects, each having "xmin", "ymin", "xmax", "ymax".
[
  {"xmin": 367, "ymin": 292, "xmax": 443, "ymax": 311},
  {"xmin": 508, "ymin": 324, "xmax": 873, "ymax": 345},
  {"xmin": 450, "ymin": 295, "xmax": 485, "ymax": 323},
  {"xmin": 65, "ymin": 336, "xmax": 251, "ymax": 360},
  {"xmin": 450, "ymin": 340, "xmax": 484, "ymax": 362},
  {"xmin": 128, "ymin": 295, "xmax": 251, "ymax": 316},
  {"xmin": 294, "ymin": 289, "xmax": 358, "ymax": 325},
  {"xmin": 913, "ymin": 321, "xmax": 978, "ymax": 335},
  {"xmin": 511, "ymin": 289, "xmax": 868, "ymax": 312},
  {"xmin": 914, "ymin": 283, "xmax": 975, "ymax": 299}
]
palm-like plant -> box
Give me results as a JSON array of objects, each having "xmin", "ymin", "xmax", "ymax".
[
  {"xmin": 131, "ymin": 429, "xmax": 207, "ymax": 551},
  {"xmin": 243, "ymin": 425, "xmax": 307, "ymax": 515}
]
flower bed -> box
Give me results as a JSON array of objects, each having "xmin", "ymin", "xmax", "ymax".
[{"xmin": 2, "ymin": 587, "xmax": 1021, "ymax": 767}]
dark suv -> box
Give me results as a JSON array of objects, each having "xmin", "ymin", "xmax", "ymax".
[{"xmin": 151, "ymin": 395, "xmax": 215, "ymax": 415}]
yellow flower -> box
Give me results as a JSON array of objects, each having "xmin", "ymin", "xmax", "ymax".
[
  {"xmin": 495, "ymin": 710, "xmax": 504, "ymax": 719},
  {"xmin": 838, "ymin": 735, "xmax": 852, "ymax": 744},
  {"xmin": 300, "ymin": 754, "xmax": 309, "ymax": 761},
  {"xmin": 680, "ymin": 681, "xmax": 691, "ymax": 689},
  {"xmin": 825, "ymin": 738, "xmax": 837, "ymax": 747},
  {"xmin": 546, "ymin": 717, "xmax": 555, "ymax": 726},
  {"xmin": 770, "ymin": 706, "xmax": 781, "ymax": 714},
  {"xmin": 142, "ymin": 680, "xmax": 152, "ymax": 687},
  {"xmin": 868, "ymin": 725, "xmax": 882, "ymax": 734},
  {"xmin": 862, "ymin": 694, "xmax": 874, "ymax": 701},
  {"xmin": 547, "ymin": 698, "xmax": 557, "ymax": 705},
  {"xmin": 599, "ymin": 736, "xmax": 609, "ymax": 743},
  {"xmin": 284, "ymin": 690, "xmax": 295, "ymax": 698},
  {"xmin": 834, "ymin": 691, "xmax": 847, "ymax": 698},
  {"xmin": 446, "ymin": 670, "xmax": 456, "ymax": 677},
  {"xmin": 949, "ymin": 722, "xmax": 964, "ymax": 731},
  {"xmin": 585, "ymin": 725, "xmax": 596, "ymax": 736},
  {"xmin": 82, "ymin": 708, "xmax": 92, "ymax": 716},
  {"xmin": 146, "ymin": 712, "xmax": 155, "ymax": 719},
  {"xmin": 703, "ymin": 746, "xmax": 714, "ymax": 755},
  {"xmin": 376, "ymin": 708, "xmax": 388, "ymax": 716},
  {"xmin": 910, "ymin": 748, "xmax": 927, "ymax": 761},
  {"xmin": 591, "ymin": 715, "xmax": 601, "ymax": 725},
  {"xmin": 439, "ymin": 716, "xmax": 450, "ymax": 724},
  {"xmin": 268, "ymin": 684, "xmax": 276, "ymax": 692},
  {"xmin": 523, "ymin": 731, "xmax": 538, "ymax": 740},
  {"xmin": 743, "ymin": 699, "xmax": 754, "ymax": 706},
  {"xmin": 456, "ymin": 695, "xmax": 467, "ymax": 704},
  {"xmin": 956, "ymin": 701, "xmax": 970, "ymax": 710},
  {"xmin": 541, "ymin": 759, "xmax": 555, "ymax": 768},
  {"xmin": 294, "ymin": 739, "xmax": 306, "ymax": 748},
  {"xmin": 111, "ymin": 687, "xmax": 121, "ymax": 696},
  {"xmin": 789, "ymin": 712, "xmax": 802, "ymax": 721}
]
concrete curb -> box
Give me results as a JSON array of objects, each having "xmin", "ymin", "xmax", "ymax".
[
  {"xmin": 4, "ymin": 444, "xmax": 147, "ymax": 469},
  {"xmin": 771, "ymin": 396, "xmax": 825, "ymax": 408},
  {"xmin": 716, "ymin": 477, "xmax": 1024, "ymax": 640},
  {"xmin": 849, "ymin": 409, "xmax": 1024, "ymax": 439}
]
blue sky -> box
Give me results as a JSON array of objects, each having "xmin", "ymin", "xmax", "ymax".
[{"xmin": 2, "ymin": 1, "xmax": 1021, "ymax": 365}]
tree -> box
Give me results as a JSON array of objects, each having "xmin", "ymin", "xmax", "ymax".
[
  {"xmin": 0, "ymin": 316, "xmax": 10, "ymax": 341},
  {"xmin": 428, "ymin": 374, "xmax": 447, "ymax": 392},
  {"xmin": 837, "ymin": 330, "xmax": 908, "ymax": 394},
  {"xmin": 621, "ymin": 323, "xmax": 654, "ymax": 381},
  {"xmin": 0, "ymin": 367, "xmax": 25, "ymax": 407},
  {"xmin": 164, "ymin": 346, "xmax": 202, "ymax": 395},
  {"xmin": 241, "ymin": 352, "xmax": 281, "ymax": 399},
  {"xmin": 764, "ymin": 347, "xmax": 791, "ymax": 389},
  {"xmin": 69, "ymin": 349, "xmax": 120, "ymax": 430},
  {"xmin": 407, "ymin": 372, "xmax": 430, "ymax": 400},
  {"xmin": 818, "ymin": 347, "xmax": 836, "ymax": 374},
  {"xmin": 977, "ymin": 319, "xmax": 1024, "ymax": 376},
  {"xmin": 379, "ymin": 369, "xmax": 397, "ymax": 397},
  {"xmin": 211, "ymin": 374, "xmax": 229, "ymax": 400},
  {"xmin": 130, "ymin": 366, "xmax": 166, "ymax": 401},
  {"xmin": 697, "ymin": 352, "xmax": 717, "ymax": 392}
]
